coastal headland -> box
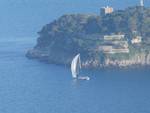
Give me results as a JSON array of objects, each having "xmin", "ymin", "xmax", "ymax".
[{"xmin": 26, "ymin": 6, "xmax": 150, "ymax": 68}]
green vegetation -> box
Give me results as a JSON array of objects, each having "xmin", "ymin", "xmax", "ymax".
[{"xmin": 27, "ymin": 6, "xmax": 150, "ymax": 66}]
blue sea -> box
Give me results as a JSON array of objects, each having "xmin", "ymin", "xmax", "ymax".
[{"xmin": 0, "ymin": 0, "xmax": 150, "ymax": 113}]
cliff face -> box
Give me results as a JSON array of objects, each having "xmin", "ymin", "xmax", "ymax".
[
  {"xmin": 27, "ymin": 14, "xmax": 101, "ymax": 65},
  {"xmin": 101, "ymin": 53, "xmax": 150, "ymax": 68},
  {"xmin": 26, "ymin": 6, "xmax": 150, "ymax": 68},
  {"xmin": 27, "ymin": 48, "xmax": 150, "ymax": 68}
]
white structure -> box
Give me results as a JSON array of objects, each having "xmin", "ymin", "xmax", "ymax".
[
  {"xmin": 104, "ymin": 35, "xmax": 125, "ymax": 40},
  {"xmin": 101, "ymin": 6, "xmax": 114, "ymax": 15},
  {"xmin": 140, "ymin": 0, "xmax": 144, "ymax": 7},
  {"xmin": 131, "ymin": 36, "xmax": 142, "ymax": 44},
  {"xmin": 99, "ymin": 34, "xmax": 129, "ymax": 54}
]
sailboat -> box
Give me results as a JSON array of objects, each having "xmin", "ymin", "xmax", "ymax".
[{"xmin": 71, "ymin": 54, "xmax": 90, "ymax": 80}]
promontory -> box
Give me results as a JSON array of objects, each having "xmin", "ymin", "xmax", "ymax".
[{"xmin": 26, "ymin": 6, "xmax": 150, "ymax": 68}]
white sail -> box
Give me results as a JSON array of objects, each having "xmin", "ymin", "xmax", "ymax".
[{"xmin": 71, "ymin": 54, "xmax": 81, "ymax": 78}]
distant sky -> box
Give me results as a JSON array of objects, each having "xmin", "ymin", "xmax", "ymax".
[{"xmin": 0, "ymin": 0, "xmax": 149, "ymax": 37}]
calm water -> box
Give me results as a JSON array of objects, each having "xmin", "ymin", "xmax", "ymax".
[
  {"xmin": 0, "ymin": 0, "xmax": 150, "ymax": 113},
  {"xmin": 0, "ymin": 38, "xmax": 150, "ymax": 113}
]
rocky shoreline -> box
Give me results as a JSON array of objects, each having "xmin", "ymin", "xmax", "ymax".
[{"xmin": 26, "ymin": 49, "xmax": 150, "ymax": 68}]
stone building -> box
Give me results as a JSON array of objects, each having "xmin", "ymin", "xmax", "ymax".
[
  {"xmin": 99, "ymin": 34, "xmax": 129, "ymax": 54},
  {"xmin": 131, "ymin": 36, "xmax": 142, "ymax": 44},
  {"xmin": 100, "ymin": 6, "xmax": 114, "ymax": 16}
]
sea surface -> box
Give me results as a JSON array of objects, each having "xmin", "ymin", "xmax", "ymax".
[
  {"xmin": 0, "ymin": 37, "xmax": 150, "ymax": 113},
  {"xmin": 0, "ymin": 0, "xmax": 150, "ymax": 113}
]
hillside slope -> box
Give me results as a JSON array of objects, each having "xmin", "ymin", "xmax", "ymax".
[{"xmin": 26, "ymin": 6, "xmax": 150, "ymax": 68}]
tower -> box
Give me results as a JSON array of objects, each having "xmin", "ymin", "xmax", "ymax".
[
  {"xmin": 140, "ymin": 0, "xmax": 144, "ymax": 7},
  {"xmin": 100, "ymin": 6, "xmax": 114, "ymax": 16},
  {"xmin": 100, "ymin": 0, "xmax": 113, "ymax": 16}
]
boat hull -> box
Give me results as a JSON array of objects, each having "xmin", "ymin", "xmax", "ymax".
[{"xmin": 78, "ymin": 76, "xmax": 90, "ymax": 80}]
